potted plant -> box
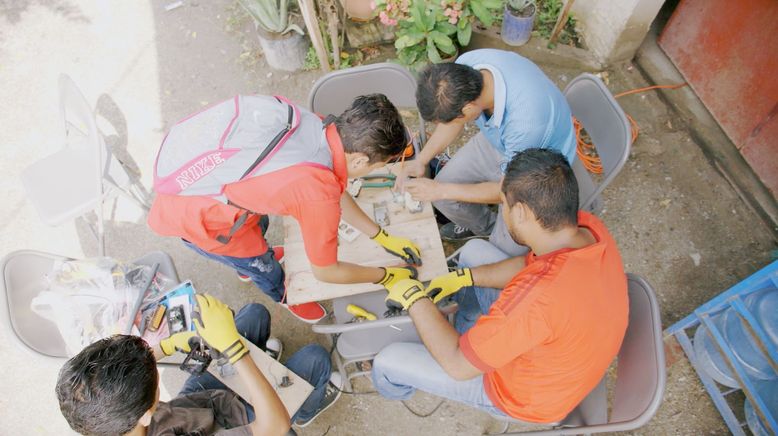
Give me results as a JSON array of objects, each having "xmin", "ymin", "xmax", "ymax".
[
  {"xmin": 374, "ymin": 0, "xmax": 502, "ymax": 70},
  {"xmin": 394, "ymin": 1, "xmax": 458, "ymax": 69},
  {"xmin": 237, "ymin": 0, "xmax": 309, "ymax": 71},
  {"xmin": 501, "ymin": 0, "xmax": 535, "ymax": 46}
]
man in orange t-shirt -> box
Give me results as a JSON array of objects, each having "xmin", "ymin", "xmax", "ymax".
[
  {"xmin": 148, "ymin": 95, "xmax": 422, "ymax": 323},
  {"xmin": 373, "ymin": 148, "xmax": 628, "ymax": 423}
]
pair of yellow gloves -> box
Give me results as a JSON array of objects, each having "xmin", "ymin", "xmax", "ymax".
[
  {"xmin": 381, "ymin": 267, "xmax": 475, "ymax": 312},
  {"xmin": 371, "ymin": 226, "xmax": 475, "ymax": 311},
  {"xmin": 160, "ymin": 294, "xmax": 249, "ymax": 365}
]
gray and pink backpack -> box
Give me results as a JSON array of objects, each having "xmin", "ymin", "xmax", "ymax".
[{"xmin": 153, "ymin": 95, "xmax": 334, "ymax": 242}]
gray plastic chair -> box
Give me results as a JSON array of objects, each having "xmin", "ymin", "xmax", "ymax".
[
  {"xmin": 312, "ymin": 290, "xmax": 422, "ymax": 391},
  {"xmin": 308, "ymin": 62, "xmax": 427, "ymax": 145},
  {"xmin": 307, "ymin": 63, "xmax": 433, "ymax": 390},
  {"xmin": 0, "ymin": 250, "xmax": 179, "ymax": 362},
  {"xmin": 563, "ymin": 74, "xmax": 631, "ymax": 214},
  {"xmin": 20, "ymin": 74, "xmax": 150, "ymax": 256},
  {"xmin": 494, "ymin": 274, "xmax": 665, "ymax": 435}
]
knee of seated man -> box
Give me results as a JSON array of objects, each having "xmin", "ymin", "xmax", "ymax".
[
  {"xmin": 240, "ymin": 303, "xmax": 270, "ymax": 319},
  {"xmin": 457, "ymin": 239, "xmax": 497, "ymax": 268}
]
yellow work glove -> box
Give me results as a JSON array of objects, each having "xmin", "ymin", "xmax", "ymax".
[
  {"xmin": 386, "ymin": 279, "xmax": 430, "ymax": 311},
  {"xmin": 159, "ymin": 331, "xmax": 196, "ymax": 356},
  {"xmin": 372, "ymin": 228, "xmax": 422, "ymax": 266},
  {"xmin": 192, "ymin": 294, "xmax": 249, "ymax": 364},
  {"xmin": 426, "ymin": 268, "xmax": 474, "ymax": 304},
  {"xmin": 376, "ymin": 266, "xmax": 418, "ymax": 291}
]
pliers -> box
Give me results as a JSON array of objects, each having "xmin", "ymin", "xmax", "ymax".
[{"xmin": 360, "ymin": 173, "xmax": 396, "ymax": 189}]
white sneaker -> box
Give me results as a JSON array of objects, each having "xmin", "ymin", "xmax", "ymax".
[
  {"xmin": 265, "ymin": 337, "xmax": 283, "ymax": 361},
  {"xmin": 294, "ymin": 372, "xmax": 343, "ymax": 427}
]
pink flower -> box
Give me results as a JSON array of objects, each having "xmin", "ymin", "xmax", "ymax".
[
  {"xmin": 386, "ymin": 2, "xmax": 392, "ymax": 11},
  {"xmin": 448, "ymin": 16, "xmax": 458, "ymax": 24},
  {"xmin": 370, "ymin": 0, "xmax": 376, "ymax": 10}
]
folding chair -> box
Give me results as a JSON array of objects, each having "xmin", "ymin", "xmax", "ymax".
[
  {"xmin": 20, "ymin": 74, "xmax": 150, "ymax": 256},
  {"xmin": 0, "ymin": 250, "xmax": 179, "ymax": 362},
  {"xmin": 491, "ymin": 274, "xmax": 665, "ymax": 435},
  {"xmin": 308, "ymin": 63, "xmax": 431, "ymax": 390},
  {"xmin": 563, "ymin": 73, "xmax": 632, "ymax": 214},
  {"xmin": 308, "ymin": 62, "xmax": 427, "ymax": 144}
]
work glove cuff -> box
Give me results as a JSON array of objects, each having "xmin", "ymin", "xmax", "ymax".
[{"xmin": 222, "ymin": 338, "xmax": 250, "ymax": 364}]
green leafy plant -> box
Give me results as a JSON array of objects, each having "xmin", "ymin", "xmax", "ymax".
[
  {"xmin": 374, "ymin": 0, "xmax": 501, "ymax": 70},
  {"xmin": 237, "ymin": 0, "xmax": 304, "ymax": 35},
  {"xmin": 534, "ymin": 0, "xmax": 579, "ymax": 46},
  {"xmin": 506, "ymin": 0, "xmax": 535, "ymax": 15}
]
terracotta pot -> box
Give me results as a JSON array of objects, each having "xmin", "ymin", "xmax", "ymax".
[
  {"xmin": 256, "ymin": 26, "xmax": 309, "ymax": 72},
  {"xmin": 339, "ymin": 0, "xmax": 374, "ymax": 21}
]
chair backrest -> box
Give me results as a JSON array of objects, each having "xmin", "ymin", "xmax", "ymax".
[
  {"xmin": 563, "ymin": 73, "xmax": 631, "ymax": 214},
  {"xmin": 58, "ymin": 74, "xmax": 105, "ymax": 191},
  {"xmin": 610, "ymin": 273, "xmax": 666, "ymax": 426},
  {"xmin": 307, "ymin": 62, "xmax": 427, "ymax": 144},
  {"xmin": 511, "ymin": 274, "xmax": 665, "ymax": 436}
]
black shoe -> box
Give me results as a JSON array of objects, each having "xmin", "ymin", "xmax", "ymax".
[
  {"xmin": 439, "ymin": 223, "xmax": 478, "ymax": 241},
  {"xmin": 294, "ymin": 372, "xmax": 343, "ymax": 428}
]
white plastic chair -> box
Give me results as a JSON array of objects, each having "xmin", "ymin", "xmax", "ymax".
[
  {"xmin": 563, "ymin": 74, "xmax": 632, "ymax": 214},
  {"xmin": 20, "ymin": 74, "xmax": 150, "ymax": 256}
]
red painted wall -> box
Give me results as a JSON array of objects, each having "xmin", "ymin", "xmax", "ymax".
[{"xmin": 659, "ymin": 0, "xmax": 778, "ymax": 198}]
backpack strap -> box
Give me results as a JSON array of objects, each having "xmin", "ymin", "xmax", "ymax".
[
  {"xmin": 322, "ymin": 114, "xmax": 337, "ymax": 127},
  {"xmin": 239, "ymin": 97, "xmax": 296, "ymax": 180},
  {"xmin": 216, "ymin": 209, "xmax": 253, "ymax": 245}
]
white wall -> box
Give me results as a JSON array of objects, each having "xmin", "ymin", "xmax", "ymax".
[{"xmin": 571, "ymin": 0, "xmax": 666, "ymax": 65}]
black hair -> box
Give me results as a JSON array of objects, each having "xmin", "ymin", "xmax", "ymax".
[
  {"xmin": 416, "ymin": 63, "xmax": 484, "ymax": 123},
  {"xmin": 335, "ymin": 93, "xmax": 408, "ymax": 163},
  {"xmin": 55, "ymin": 335, "xmax": 158, "ymax": 436},
  {"xmin": 501, "ymin": 148, "xmax": 579, "ymax": 231}
]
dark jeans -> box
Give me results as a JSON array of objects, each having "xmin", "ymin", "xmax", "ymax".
[
  {"xmin": 179, "ymin": 304, "xmax": 331, "ymax": 422},
  {"xmin": 183, "ymin": 216, "xmax": 286, "ymax": 302}
]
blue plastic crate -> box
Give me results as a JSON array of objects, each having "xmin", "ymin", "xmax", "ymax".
[{"xmin": 666, "ymin": 260, "xmax": 778, "ymax": 436}]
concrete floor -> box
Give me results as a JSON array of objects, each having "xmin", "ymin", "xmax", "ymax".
[{"xmin": 0, "ymin": 1, "xmax": 775, "ymax": 435}]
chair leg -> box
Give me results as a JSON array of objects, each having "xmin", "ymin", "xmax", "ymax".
[
  {"xmin": 483, "ymin": 419, "xmax": 510, "ymax": 435},
  {"xmin": 96, "ymin": 202, "xmax": 106, "ymax": 257}
]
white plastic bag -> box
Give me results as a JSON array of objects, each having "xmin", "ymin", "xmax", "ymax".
[{"xmin": 30, "ymin": 257, "xmax": 175, "ymax": 356}]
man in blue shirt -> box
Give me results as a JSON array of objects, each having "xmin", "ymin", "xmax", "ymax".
[{"xmin": 399, "ymin": 49, "xmax": 575, "ymax": 255}]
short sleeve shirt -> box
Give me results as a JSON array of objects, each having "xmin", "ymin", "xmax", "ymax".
[
  {"xmin": 148, "ymin": 123, "xmax": 347, "ymax": 267},
  {"xmin": 456, "ymin": 49, "xmax": 576, "ymax": 170},
  {"xmin": 459, "ymin": 212, "xmax": 628, "ymax": 423}
]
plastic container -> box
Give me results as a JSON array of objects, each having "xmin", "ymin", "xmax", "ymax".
[
  {"xmin": 693, "ymin": 287, "xmax": 777, "ymax": 387},
  {"xmin": 501, "ymin": 5, "xmax": 534, "ymax": 46}
]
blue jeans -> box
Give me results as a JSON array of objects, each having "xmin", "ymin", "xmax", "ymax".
[
  {"xmin": 371, "ymin": 239, "xmax": 512, "ymax": 416},
  {"xmin": 183, "ymin": 217, "xmax": 285, "ymax": 302},
  {"xmin": 179, "ymin": 304, "xmax": 332, "ymax": 422}
]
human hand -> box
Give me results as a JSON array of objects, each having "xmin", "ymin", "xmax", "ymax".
[
  {"xmin": 192, "ymin": 294, "xmax": 249, "ymax": 364},
  {"xmin": 385, "ymin": 279, "xmax": 429, "ymax": 311},
  {"xmin": 393, "ymin": 159, "xmax": 427, "ymax": 191},
  {"xmin": 375, "ymin": 266, "xmax": 418, "ymax": 290},
  {"xmin": 159, "ymin": 331, "xmax": 196, "ymax": 356},
  {"xmin": 426, "ymin": 268, "xmax": 474, "ymax": 304},
  {"xmin": 372, "ymin": 228, "xmax": 422, "ymax": 265},
  {"xmin": 404, "ymin": 178, "xmax": 445, "ymax": 202}
]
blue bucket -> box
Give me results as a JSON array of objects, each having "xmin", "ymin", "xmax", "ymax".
[{"xmin": 501, "ymin": 5, "xmax": 534, "ymax": 46}]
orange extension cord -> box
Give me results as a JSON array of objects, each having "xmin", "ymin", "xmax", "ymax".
[{"xmin": 575, "ymin": 83, "xmax": 688, "ymax": 174}]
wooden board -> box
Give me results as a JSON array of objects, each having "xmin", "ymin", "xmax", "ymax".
[
  {"xmin": 207, "ymin": 336, "xmax": 314, "ymax": 417},
  {"xmin": 283, "ymin": 168, "xmax": 448, "ymax": 304}
]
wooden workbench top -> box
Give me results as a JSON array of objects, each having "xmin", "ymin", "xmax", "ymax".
[{"xmin": 283, "ymin": 170, "xmax": 448, "ymax": 304}]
